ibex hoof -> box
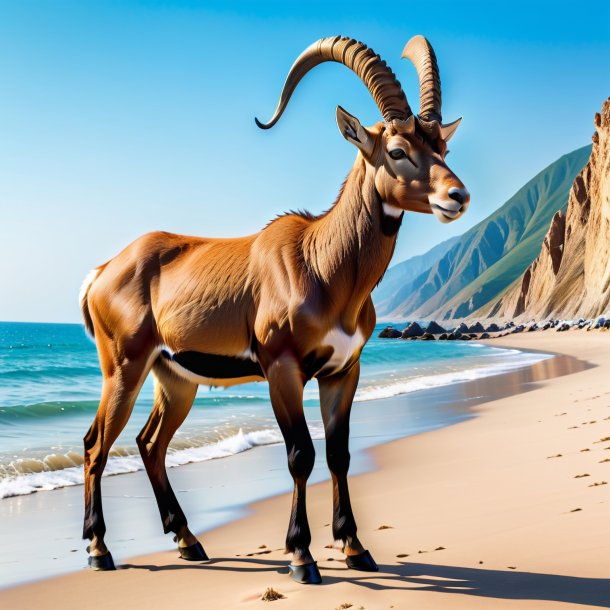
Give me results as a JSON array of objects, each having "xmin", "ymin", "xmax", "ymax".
[
  {"xmin": 345, "ymin": 550, "xmax": 378, "ymax": 572},
  {"xmin": 87, "ymin": 552, "xmax": 116, "ymax": 571},
  {"xmin": 288, "ymin": 561, "xmax": 322, "ymax": 584},
  {"xmin": 178, "ymin": 541, "xmax": 209, "ymax": 561}
]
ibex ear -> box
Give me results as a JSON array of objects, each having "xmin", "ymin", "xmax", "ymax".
[
  {"xmin": 336, "ymin": 106, "xmax": 374, "ymax": 157},
  {"xmin": 440, "ymin": 117, "xmax": 462, "ymax": 142}
]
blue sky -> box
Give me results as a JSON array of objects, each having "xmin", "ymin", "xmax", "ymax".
[{"xmin": 1, "ymin": 0, "xmax": 608, "ymax": 322}]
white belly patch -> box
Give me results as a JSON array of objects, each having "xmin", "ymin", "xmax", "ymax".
[{"xmin": 320, "ymin": 327, "xmax": 365, "ymax": 374}]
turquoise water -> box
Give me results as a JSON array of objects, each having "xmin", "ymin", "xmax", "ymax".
[{"xmin": 0, "ymin": 321, "xmax": 548, "ymax": 498}]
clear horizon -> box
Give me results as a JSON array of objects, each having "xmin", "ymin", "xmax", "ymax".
[{"xmin": 1, "ymin": 0, "xmax": 609, "ymax": 323}]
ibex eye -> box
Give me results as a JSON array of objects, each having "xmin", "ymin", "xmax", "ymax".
[{"xmin": 389, "ymin": 149, "xmax": 406, "ymax": 160}]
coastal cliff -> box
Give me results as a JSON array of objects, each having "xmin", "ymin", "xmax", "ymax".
[{"xmin": 482, "ymin": 98, "xmax": 610, "ymax": 320}]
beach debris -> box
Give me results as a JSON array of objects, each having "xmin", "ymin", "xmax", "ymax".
[
  {"xmin": 401, "ymin": 322, "xmax": 424, "ymax": 339},
  {"xmin": 396, "ymin": 553, "xmax": 409, "ymax": 558},
  {"xmin": 570, "ymin": 508, "xmax": 582, "ymax": 512},
  {"xmin": 580, "ymin": 448, "xmax": 591, "ymax": 452},
  {"xmin": 261, "ymin": 587, "xmax": 285, "ymax": 601},
  {"xmin": 547, "ymin": 454, "xmax": 563, "ymax": 458},
  {"xmin": 479, "ymin": 560, "xmax": 484, "ymax": 564},
  {"xmin": 574, "ymin": 473, "xmax": 590, "ymax": 478},
  {"xmin": 335, "ymin": 603, "xmax": 353, "ymax": 609},
  {"xmin": 589, "ymin": 481, "xmax": 607, "ymax": 487},
  {"xmin": 599, "ymin": 458, "xmax": 610, "ymax": 463},
  {"xmin": 377, "ymin": 524, "xmax": 393, "ymax": 530},
  {"xmin": 434, "ymin": 546, "xmax": 446, "ymax": 551},
  {"xmin": 507, "ymin": 566, "xmax": 517, "ymax": 570},
  {"xmin": 425, "ymin": 321, "xmax": 446, "ymax": 334},
  {"xmin": 378, "ymin": 325, "xmax": 401, "ymax": 338},
  {"xmin": 595, "ymin": 436, "xmax": 610, "ymax": 443},
  {"xmin": 259, "ymin": 544, "xmax": 267, "ymax": 549}
]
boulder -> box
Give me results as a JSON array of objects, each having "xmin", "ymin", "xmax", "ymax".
[
  {"xmin": 425, "ymin": 321, "xmax": 446, "ymax": 335},
  {"xmin": 446, "ymin": 333, "xmax": 456, "ymax": 341},
  {"xmin": 526, "ymin": 322, "xmax": 539, "ymax": 332},
  {"xmin": 438, "ymin": 333, "xmax": 448, "ymax": 340},
  {"xmin": 512, "ymin": 324, "xmax": 525, "ymax": 333},
  {"xmin": 379, "ymin": 326, "xmax": 401, "ymax": 338},
  {"xmin": 468, "ymin": 322, "xmax": 486, "ymax": 333},
  {"xmin": 421, "ymin": 333, "xmax": 435, "ymax": 341},
  {"xmin": 480, "ymin": 332, "xmax": 491, "ymax": 339},
  {"xmin": 557, "ymin": 322, "xmax": 571, "ymax": 332},
  {"xmin": 469, "ymin": 333, "xmax": 478, "ymax": 339},
  {"xmin": 485, "ymin": 323, "xmax": 501, "ymax": 333},
  {"xmin": 401, "ymin": 321, "xmax": 424, "ymax": 339},
  {"xmin": 458, "ymin": 322, "xmax": 469, "ymax": 333},
  {"xmin": 460, "ymin": 335, "xmax": 472, "ymax": 341}
]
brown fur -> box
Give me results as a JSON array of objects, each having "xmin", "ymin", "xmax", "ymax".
[{"xmin": 81, "ymin": 117, "xmax": 468, "ymax": 570}]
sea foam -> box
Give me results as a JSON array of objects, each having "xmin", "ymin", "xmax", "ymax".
[{"xmin": 0, "ymin": 425, "xmax": 325, "ymax": 499}]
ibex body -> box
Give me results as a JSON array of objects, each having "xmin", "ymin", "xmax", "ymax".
[{"xmin": 80, "ymin": 35, "xmax": 469, "ymax": 583}]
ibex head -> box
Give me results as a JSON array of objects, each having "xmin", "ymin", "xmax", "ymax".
[{"xmin": 256, "ymin": 35, "xmax": 469, "ymax": 224}]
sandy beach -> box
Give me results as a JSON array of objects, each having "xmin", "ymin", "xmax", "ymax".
[{"xmin": 2, "ymin": 330, "xmax": 609, "ymax": 609}]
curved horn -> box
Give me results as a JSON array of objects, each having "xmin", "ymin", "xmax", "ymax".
[
  {"xmin": 255, "ymin": 36, "xmax": 412, "ymax": 129},
  {"xmin": 401, "ymin": 35, "xmax": 442, "ymax": 122}
]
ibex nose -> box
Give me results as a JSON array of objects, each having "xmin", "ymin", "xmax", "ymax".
[{"xmin": 448, "ymin": 187, "xmax": 470, "ymax": 210}]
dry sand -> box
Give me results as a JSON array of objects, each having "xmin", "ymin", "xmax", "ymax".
[{"xmin": 1, "ymin": 331, "xmax": 609, "ymax": 609}]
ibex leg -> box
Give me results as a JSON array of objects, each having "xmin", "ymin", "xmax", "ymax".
[
  {"xmin": 83, "ymin": 350, "xmax": 153, "ymax": 569},
  {"xmin": 319, "ymin": 361, "xmax": 378, "ymax": 571},
  {"xmin": 137, "ymin": 359, "xmax": 207, "ymax": 560},
  {"xmin": 266, "ymin": 354, "xmax": 320, "ymax": 583}
]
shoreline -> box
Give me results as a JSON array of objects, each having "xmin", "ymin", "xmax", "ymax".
[
  {"xmin": 0, "ymin": 343, "xmax": 570, "ymax": 588},
  {"xmin": 2, "ymin": 331, "xmax": 609, "ymax": 609}
]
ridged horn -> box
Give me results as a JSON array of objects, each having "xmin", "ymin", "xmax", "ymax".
[
  {"xmin": 401, "ymin": 35, "xmax": 442, "ymax": 122},
  {"xmin": 255, "ymin": 36, "xmax": 412, "ymax": 129}
]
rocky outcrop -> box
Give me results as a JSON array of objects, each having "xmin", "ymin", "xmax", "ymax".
[
  {"xmin": 484, "ymin": 98, "xmax": 610, "ymax": 320},
  {"xmin": 379, "ymin": 326, "xmax": 402, "ymax": 338},
  {"xmin": 401, "ymin": 321, "xmax": 424, "ymax": 338},
  {"xmin": 425, "ymin": 321, "xmax": 446, "ymax": 334}
]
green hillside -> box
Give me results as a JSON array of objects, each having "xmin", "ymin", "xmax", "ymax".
[
  {"xmin": 372, "ymin": 235, "xmax": 459, "ymax": 314},
  {"xmin": 375, "ymin": 144, "xmax": 592, "ymax": 320}
]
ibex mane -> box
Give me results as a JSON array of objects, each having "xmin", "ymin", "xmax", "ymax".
[{"xmin": 80, "ymin": 34, "xmax": 469, "ymax": 584}]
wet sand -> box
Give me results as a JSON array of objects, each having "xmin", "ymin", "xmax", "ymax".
[{"xmin": 1, "ymin": 331, "xmax": 609, "ymax": 609}]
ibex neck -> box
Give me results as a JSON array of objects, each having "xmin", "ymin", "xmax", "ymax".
[{"xmin": 303, "ymin": 157, "xmax": 401, "ymax": 313}]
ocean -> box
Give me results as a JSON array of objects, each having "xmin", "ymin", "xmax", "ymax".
[{"xmin": 0, "ymin": 321, "xmax": 549, "ymax": 500}]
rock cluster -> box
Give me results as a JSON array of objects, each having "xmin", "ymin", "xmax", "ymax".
[{"xmin": 378, "ymin": 316, "xmax": 609, "ymax": 341}]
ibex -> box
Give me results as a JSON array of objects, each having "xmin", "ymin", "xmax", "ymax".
[{"xmin": 80, "ymin": 35, "xmax": 469, "ymax": 584}]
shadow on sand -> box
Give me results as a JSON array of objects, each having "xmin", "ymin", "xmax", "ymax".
[{"xmin": 121, "ymin": 558, "xmax": 610, "ymax": 607}]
